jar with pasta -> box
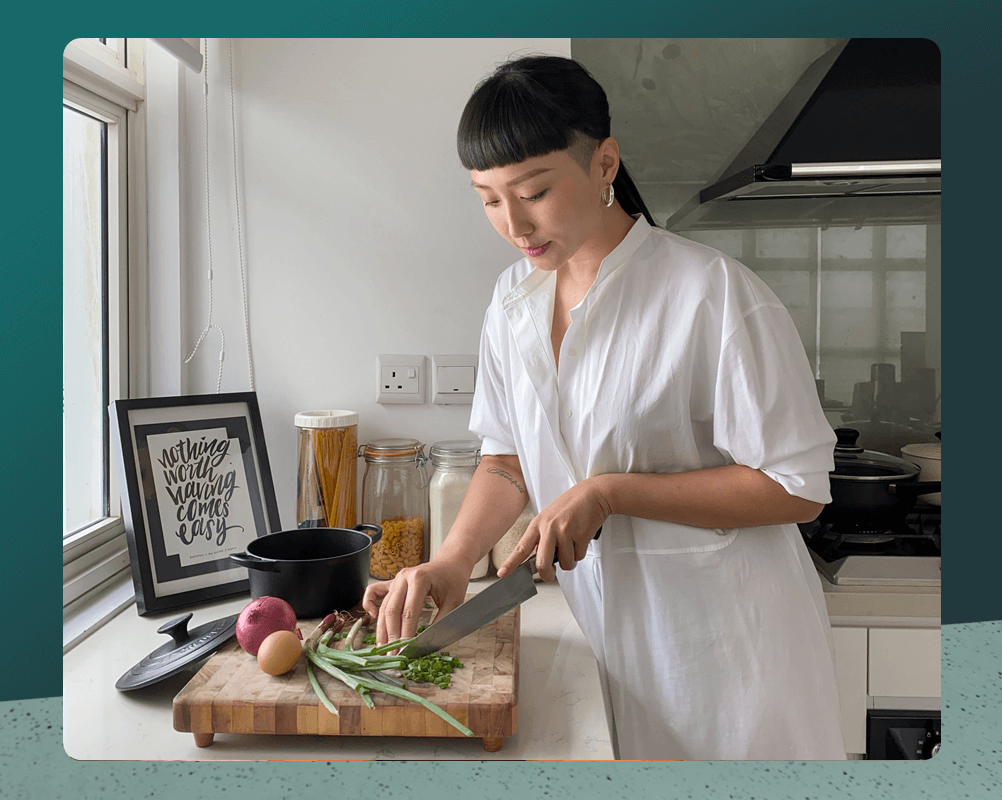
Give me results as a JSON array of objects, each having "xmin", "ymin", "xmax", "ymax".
[
  {"xmin": 295, "ymin": 410, "xmax": 358, "ymax": 529},
  {"xmin": 360, "ymin": 437, "xmax": 429, "ymax": 579}
]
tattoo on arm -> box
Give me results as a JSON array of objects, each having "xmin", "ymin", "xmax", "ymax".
[{"xmin": 486, "ymin": 467, "xmax": 526, "ymax": 495}]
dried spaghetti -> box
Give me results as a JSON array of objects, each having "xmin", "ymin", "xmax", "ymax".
[{"xmin": 295, "ymin": 411, "xmax": 358, "ymax": 529}]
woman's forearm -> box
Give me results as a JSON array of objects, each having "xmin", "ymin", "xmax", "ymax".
[
  {"xmin": 433, "ymin": 454, "xmax": 530, "ymax": 570},
  {"xmin": 590, "ymin": 465, "xmax": 824, "ymax": 529}
]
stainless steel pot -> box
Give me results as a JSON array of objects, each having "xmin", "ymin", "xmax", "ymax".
[{"xmin": 823, "ymin": 428, "xmax": 941, "ymax": 528}]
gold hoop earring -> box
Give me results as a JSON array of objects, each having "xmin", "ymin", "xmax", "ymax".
[{"xmin": 602, "ymin": 184, "xmax": 615, "ymax": 208}]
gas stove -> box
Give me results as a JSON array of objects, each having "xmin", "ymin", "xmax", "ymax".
[{"xmin": 799, "ymin": 503, "xmax": 941, "ymax": 587}]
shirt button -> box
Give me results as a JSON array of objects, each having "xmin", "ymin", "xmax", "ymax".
[
  {"xmin": 565, "ymin": 408, "xmax": 573, "ymax": 418},
  {"xmin": 568, "ymin": 348, "xmax": 577, "ymax": 358}
]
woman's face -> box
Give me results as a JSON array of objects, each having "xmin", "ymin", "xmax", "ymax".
[{"xmin": 470, "ymin": 146, "xmax": 611, "ymax": 272}]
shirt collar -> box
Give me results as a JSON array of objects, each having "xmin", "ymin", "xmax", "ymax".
[
  {"xmin": 592, "ymin": 214, "xmax": 652, "ymax": 289},
  {"xmin": 503, "ymin": 215, "xmax": 653, "ymax": 310}
]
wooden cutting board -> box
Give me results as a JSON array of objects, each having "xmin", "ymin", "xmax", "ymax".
[{"xmin": 173, "ymin": 600, "xmax": 519, "ymax": 752}]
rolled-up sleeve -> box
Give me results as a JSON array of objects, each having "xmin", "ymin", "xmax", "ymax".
[
  {"xmin": 469, "ymin": 302, "xmax": 518, "ymax": 457},
  {"xmin": 713, "ymin": 303, "xmax": 835, "ymax": 505}
]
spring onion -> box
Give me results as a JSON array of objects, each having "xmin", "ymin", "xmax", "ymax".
[
  {"xmin": 302, "ymin": 613, "xmax": 472, "ymax": 738},
  {"xmin": 402, "ymin": 652, "xmax": 464, "ymax": 689}
]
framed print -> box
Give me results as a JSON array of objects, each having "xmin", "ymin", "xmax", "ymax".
[{"xmin": 109, "ymin": 392, "xmax": 282, "ymax": 615}]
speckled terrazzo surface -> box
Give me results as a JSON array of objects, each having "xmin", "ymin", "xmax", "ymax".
[{"xmin": 1, "ymin": 622, "xmax": 998, "ymax": 799}]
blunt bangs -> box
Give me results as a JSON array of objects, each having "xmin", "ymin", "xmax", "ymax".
[
  {"xmin": 457, "ymin": 74, "xmax": 574, "ymax": 172},
  {"xmin": 457, "ymin": 54, "xmax": 658, "ymax": 226}
]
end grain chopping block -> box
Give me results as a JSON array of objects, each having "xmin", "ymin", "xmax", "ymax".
[{"xmin": 173, "ymin": 600, "xmax": 519, "ymax": 752}]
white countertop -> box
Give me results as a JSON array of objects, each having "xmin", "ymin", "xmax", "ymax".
[
  {"xmin": 819, "ymin": 574, "xmax": 941, "ymax": 628},
  {"xmin": 62, "ymin": 576, "xmax": 615, "ymax": 761},
  {"xmin": 63, "ymin": 563, "xmax": 941, "ymax": 761}
]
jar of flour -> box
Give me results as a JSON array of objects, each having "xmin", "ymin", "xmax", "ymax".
[{"xmin": 427, "ymin": 440, "xmax": 489, "ymax": 579}]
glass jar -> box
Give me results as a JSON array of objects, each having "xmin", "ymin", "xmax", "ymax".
[
  {"xmin": 428, "ymin": 440, "xmax": 490, "ymax": 579},
  {"xmin": 360, "ymin": 437, "xmax": 429, "ymax": 579},
  {"xmin": 294, "ymin": 410, "xmax": 358, "ymax": 529}
]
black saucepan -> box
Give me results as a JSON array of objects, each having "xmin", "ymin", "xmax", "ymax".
[
  {"xmin": 823, "ymin": 428, "xmax": 941, "ymax": 528},
  {"xmin": 229, "ymin": 524, "xmax": 381, "ymax": 617}
]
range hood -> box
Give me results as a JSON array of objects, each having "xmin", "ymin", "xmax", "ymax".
[{"xmin": 665, "ymin": 39, "xmax": 941, "ymax": 231}]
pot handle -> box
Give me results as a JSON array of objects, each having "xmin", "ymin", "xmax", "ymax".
[
  {"xmin": 229, "ymin": 551, "xmax": 279, "ymax": 572},
  {"xmin": 352, "ymin": 523, "xmax": 383, "ymax": 546},
  {"xmin": 888, "ymin": 480, "xmax": 942, "ymax": 498}
]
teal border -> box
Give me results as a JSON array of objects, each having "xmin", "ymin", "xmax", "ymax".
[{"xmin": 1, "ymin": 1, "xmax": 997, "ymax": 796}]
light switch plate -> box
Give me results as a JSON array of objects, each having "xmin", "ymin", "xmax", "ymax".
[
  {"xmin": 432, "ymin": 355, "xmax": 478, "ymax": 405},
  {"xmin": 377, "ymin": 355, "xmax": 425, "ymax": 404}
]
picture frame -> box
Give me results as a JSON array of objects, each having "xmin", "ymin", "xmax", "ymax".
[{"xmin": 109, "ymin": 392, "xmax": 282, "ymax": 615}]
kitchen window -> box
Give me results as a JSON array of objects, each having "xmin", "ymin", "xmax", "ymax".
[{"xmin": 63, "ymin": 39, "xmax": 147, "ymax": 639}]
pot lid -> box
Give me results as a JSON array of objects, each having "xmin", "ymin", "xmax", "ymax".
[
  {"xmin": 115, "ymin": 612, "xmax": 238, "ymax": 691},
  {"xmin": 832, "ymin": 427, "xmax": 920, "ymax": 480},
  {"xmin": 901, "ymin": 442, "xmax": 941, "ymax": 461}
]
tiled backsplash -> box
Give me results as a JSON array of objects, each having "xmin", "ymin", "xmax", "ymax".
[{"xmin": 683, "ymin": 224, "xmax": 941, "ymax": 452}]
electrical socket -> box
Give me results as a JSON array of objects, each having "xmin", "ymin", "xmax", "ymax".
[{"xmin": 377, "ymin": 355, "xmax": 425, "ymax": 404}]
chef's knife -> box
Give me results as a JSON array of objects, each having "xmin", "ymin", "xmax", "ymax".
[{"xmin": 399, "ymin": 527, "xmax": 602, "ymax": 659}]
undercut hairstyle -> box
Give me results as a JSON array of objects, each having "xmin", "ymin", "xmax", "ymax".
[
  {"xmin": 457, "ymin": 55, "xmax": 657, "ymax": 226},
  {"xmin": 564, "ymin": 131, "xmax": 601, "ymax": 173}
]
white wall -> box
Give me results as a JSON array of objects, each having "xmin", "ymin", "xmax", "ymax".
[{"xmin": 148, "ymin": 38, "xmax": 570, "ymax": 528}]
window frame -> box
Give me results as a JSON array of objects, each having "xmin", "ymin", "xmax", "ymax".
[{"xmin": 62, "ymin": 39, "xmax": 148, "ymax": 628}]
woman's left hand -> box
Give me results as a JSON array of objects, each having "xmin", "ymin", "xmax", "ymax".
[{"xmin": 496, "ymin": 477, "xmax": 611, "ymax": 582}]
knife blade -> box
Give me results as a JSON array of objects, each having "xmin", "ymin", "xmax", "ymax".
[
  {"xmin": 399, "ymin": 557, "xmax": 537, "ymax": 659},
  {"xmin": 399, "ymin": 526, "xmax": 602, "ymax": 659}
]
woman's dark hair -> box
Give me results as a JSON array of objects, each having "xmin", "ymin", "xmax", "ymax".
[{"xmin": 457, "ymin": 55, "xmax": 657, "ymax": 227}]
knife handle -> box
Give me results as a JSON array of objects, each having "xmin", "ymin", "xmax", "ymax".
[{"xmin": 543, "ymin": 526, "xmax": 602, "ymax": 565}]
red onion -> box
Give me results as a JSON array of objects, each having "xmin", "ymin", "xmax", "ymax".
[{"xmin": 236, "ymin": 596, "xmax": 298, "ymax": 656}]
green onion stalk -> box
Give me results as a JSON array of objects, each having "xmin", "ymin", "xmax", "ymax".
[{"xmin": 303, "ymin": 614, "xmax": 472, "ymax": 738}]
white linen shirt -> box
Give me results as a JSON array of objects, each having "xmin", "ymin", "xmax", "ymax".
[
  {"xmin": 471, "ymin": 216, "xmax": 836, "ymax": 516},
  {"xmin": 469, "ymin": 217, "xmax": 846, "ymax": 760}
]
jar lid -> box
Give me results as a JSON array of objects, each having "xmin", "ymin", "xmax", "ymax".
[
  {"xmin": 429, "ymin": 439, "xmax": 481, "ymax": 465},
  {"xmin": 295, "ymin": 410, "xmax": 359, "ymax": 429},
  {"xmin": 361, "ymin": 437, "xmax": 425, "ymax": 460}
]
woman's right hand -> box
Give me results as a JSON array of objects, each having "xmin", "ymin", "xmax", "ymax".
[{"xmin": 361, "ymin": 559, "xmax": 472, "ymax": 648}]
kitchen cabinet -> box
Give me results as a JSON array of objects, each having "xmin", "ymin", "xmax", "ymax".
[
  {"xmin": 868, "ymin": 627, "xmax": 941, "ymax": 700},
  {"xmin": 822, "ymin": 577, "xmax": 940, "ymax": 757},
  {"xmin": 829, "ymin": 622, "xmax": 940, "ymax": 757},
  {"xmin": 832, "ymin": 627, "xmax": 868, "ymax": 754}
]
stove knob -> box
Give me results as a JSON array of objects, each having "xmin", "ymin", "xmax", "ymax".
[{"xmin": 924, "ymin": 725, "xmax": 941, "ymax": 759}]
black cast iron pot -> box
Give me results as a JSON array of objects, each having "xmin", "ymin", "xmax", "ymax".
[
  {"xmin": 229, "ymin": 524, "xmax": 381, "ymax": 617},
  {"xmin": 823, "ymin": 428, "xmax": 942, "ymax": 529}
]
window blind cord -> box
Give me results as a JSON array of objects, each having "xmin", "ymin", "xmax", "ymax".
[
  {"xmin": 183, "ymin": 39, "xmax": 226, "ymax": 392},
  {"xmin": 229, "ymin": 37, "xmax": 254, "ymax": 391}
]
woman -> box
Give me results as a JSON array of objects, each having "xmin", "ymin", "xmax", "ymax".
[{"xmin": 363, "ymin": 55, "xmax": 845, "ymax": 761}]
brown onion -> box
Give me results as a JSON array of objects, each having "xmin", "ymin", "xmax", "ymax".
[{"xmin": 236, "ymin": 596, "xmax": 298, "ymax": 656}]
